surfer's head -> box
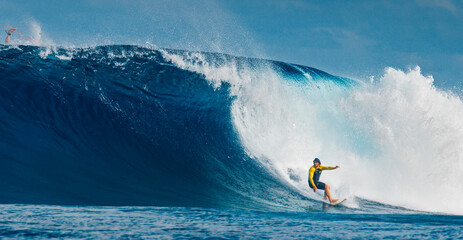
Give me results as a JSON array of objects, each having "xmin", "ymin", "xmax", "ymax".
[{"xmin": 313, "ymin": 158, "xmax": 321, "ymax": 166}]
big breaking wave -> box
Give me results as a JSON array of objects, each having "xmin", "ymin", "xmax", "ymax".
[{"xmin": 1, "ymin": 44, "xmax": 462, "ymax": 214}]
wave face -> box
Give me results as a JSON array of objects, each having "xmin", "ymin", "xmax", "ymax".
[
  {"xmin": 0, "ymin": 45, "xmax": 321, "ymax": 211},
  {"xmin": 1, "ymin": 45, "xmax": 462, "ymax": 214}
]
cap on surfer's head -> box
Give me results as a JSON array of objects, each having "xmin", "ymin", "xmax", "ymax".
[{"xmin": 313, "ymin": 158, "xmax": 321, "ymax": 164}]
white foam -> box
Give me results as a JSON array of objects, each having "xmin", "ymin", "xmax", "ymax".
[
  {"xmin": 339, "ymin": 67, "xmax": 463, "ymax": 214},
  {"xmin": 161, "ymin": 50, "xmax": 463, "ymax": 214}
]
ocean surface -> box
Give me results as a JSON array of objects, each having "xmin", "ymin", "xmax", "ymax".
[
  {"xmin": 1, "ymin": 45, "xmax": 462, "ymax": 238},
  {"xmin": 1, "ymin": 204, "xmax": 462, "ymax": 239}
]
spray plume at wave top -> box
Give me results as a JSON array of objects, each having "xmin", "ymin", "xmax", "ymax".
[{"xmin": 0, "ymin": 44, "xmax": 462, "ymax": 214}]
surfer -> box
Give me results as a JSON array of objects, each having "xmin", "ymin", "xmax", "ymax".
[
  {"xmin": 4, "ymin": 27, "xmax": 16, "ymax": 44},
  {"xmin": 308, "ymin": 158, "xmax": 340, "ymax": 204}
]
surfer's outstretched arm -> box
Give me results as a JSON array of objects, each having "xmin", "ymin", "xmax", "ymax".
[
  {"xmin": 5, "ymin": 28, "xmax": 16, "ymax": 44},
  {"xmin": 320, "ymin": 165, "xmax": 340, "ymax": 170}
]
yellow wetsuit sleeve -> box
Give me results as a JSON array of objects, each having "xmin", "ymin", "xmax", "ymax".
[
  {"xmin": 319, "ymin": 165, "xmax": 336, "ymax": 170},
  {"xmin": 309, "ymin": 166, "xmax": 316, "ymax": 187}
]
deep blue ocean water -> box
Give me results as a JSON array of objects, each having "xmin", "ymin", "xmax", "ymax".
[
  {"xmin": 1, "ymin": 204, "xmax": 462, "ymax": 239},
  {"xmin": 1, "ymin": 45, "xmax": 462, "ymax": 238}
]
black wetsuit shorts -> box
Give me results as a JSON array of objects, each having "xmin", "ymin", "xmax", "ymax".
[
  {"xmin": 309, "ymin": 167, "xmax": 326, "ymax": 189},
  {"xmin": 309, "ymin": 181, "xmax": 326, "ymax": 190}
]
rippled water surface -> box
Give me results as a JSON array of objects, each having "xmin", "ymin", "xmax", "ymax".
[{"xmin": 1, "ymin": 204, "xmax": 462, "ymax": 239}]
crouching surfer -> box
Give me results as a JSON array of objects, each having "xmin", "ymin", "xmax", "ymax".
[{"xmin": 308, "ymin": 158, "xmax": 340, "ymax": 204}]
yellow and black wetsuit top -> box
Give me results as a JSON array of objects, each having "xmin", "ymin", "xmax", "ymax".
[{"xmin": 308, "ymin": 165, "xmax": 336, "ymax": 188}]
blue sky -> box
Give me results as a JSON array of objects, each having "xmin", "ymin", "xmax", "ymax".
[{"xmin": 1, "ymin": 0, "xmax": 462, "ymax": 89}]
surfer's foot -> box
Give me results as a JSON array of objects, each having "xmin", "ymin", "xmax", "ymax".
[{"xmin": 330, "ymin": 198, "xmax": 339, "ymax": 204}]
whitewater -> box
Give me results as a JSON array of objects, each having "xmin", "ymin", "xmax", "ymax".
[
  {"xmin": 1, "ymin": 44, "xmax": 463, "ymax": 238},
  {"xmin": 160, "ymin": 47, "xmax": 463, "ymax": 214}
]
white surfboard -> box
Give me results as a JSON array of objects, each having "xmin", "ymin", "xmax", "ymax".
[{"xmin": 328, "ymin": 198, "xmax": 347, "ymax": 206}]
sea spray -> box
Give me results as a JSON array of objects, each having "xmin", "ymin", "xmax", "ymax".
[
  {"xmin": 163, "ymin": 50, "xmax": 463, "ymax": 214},
  {"xmin": 340, "ymin": 67, "xmax": 463, "ymax": 213}
]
